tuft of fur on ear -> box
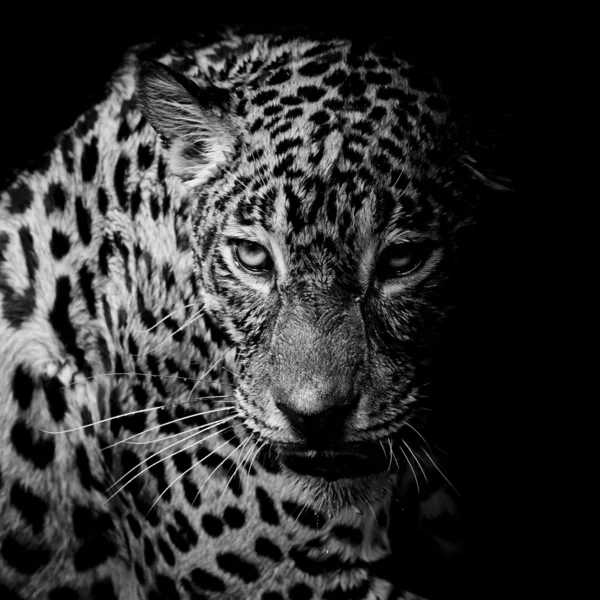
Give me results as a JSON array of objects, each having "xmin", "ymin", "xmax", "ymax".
[{"xmin": 136, "ymin": 61, "xmax": 237, "ymax": 187}]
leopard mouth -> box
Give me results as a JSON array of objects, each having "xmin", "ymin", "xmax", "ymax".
[{"xmin": 278, "ymin": 443, "xmax": 390, "ymax": 481}]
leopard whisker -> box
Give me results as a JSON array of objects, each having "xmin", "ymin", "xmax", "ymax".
[
  {"xmin": 239, "ymin": 438, "xmax": 260, "ymax": 482},
  {"xmin": 398, "ymin": 444, "xmax": 420, "ymax": 496},
  {"xmin": 379, "ymin": 440, "xmax": 393, "ymax": 472},
  {"xmin": 134, "ymin": 309, "xmax": 205, "ymax": 356},
  {"xmin": 218, "ymin": 437, "xmax": 253, "ymax": 503},
  {"xmin": 292, "ymin": 502, "xmax": 309, "ymax": 529},
  {"xmin": 58, "ymin": 372, "xmax": 233, "ymax": 391},
  {"xmin": 247, "ymin": 440, "xmax": 268, "ymax": 475},
  {"xmin": 388, "ymin": 439, "xmax": 401, "ymax": 470},
  {"xmin": 192, "ymin": 439, "xmax": 247, "ymax": 506},
  {"xmin": 40, "ymin": 395, "xmax": 237, "ymax": 436},
  {"xmin": 104, "ymin": 406, "xmax": 237, "ymax": 449},
  {"xmin": 145, "ymin": 437, "xmax": 233, "ymax": 515},
  {"xmin": 403, "ymin": 421, "xmax": 433, "ymax": 452},
  {"xmin": 184, "ymin": 348, "xmax": 236, "ymax": 406},
  {"xmin": 386, "ymin": 438, "xmax": 395, "ymax": 471},
  {"xmin": 106, "ymin": 419, "xmax": 236, "ymax": 495},
  {"xmin": 131, "ymin": 301, "xmax": 203, "ymax": 334},
  {"xmin": 366, "ymin": 500, "xmax": 379, "ymax": 526},
  {"xmin": 421, "ymin": 448, "xmax": 462, "ymax": 498},
  {"xmin": 402, "ymin": 440, "xmax": 428, "ymax": 486}
]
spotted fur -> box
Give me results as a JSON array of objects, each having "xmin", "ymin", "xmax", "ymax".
[{"xmin": 0, "ymin": 29, "xmax": 496, "ymax": 599}]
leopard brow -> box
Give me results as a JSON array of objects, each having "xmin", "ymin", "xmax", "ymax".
[{"xmin": 222, "ymin": 225, "xmax": 272, "ymax": 247}]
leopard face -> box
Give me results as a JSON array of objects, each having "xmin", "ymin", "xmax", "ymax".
[{"xmin": 139, "ymin": 38, "xmax": 477, "ymax": 510}]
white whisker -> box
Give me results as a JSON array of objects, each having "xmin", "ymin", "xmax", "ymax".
[
  {"xmin": 192, "ymin": 439, "xmax": 245, "ymax": 506},
  {"xmin": 58, "ymin": 371, "xmax": 233, "ymax": 391},
  {"xmin": 145, "ymin": 437, "xmax": 233, "ymax": 515},
  {"xmin": 398, "ymin": 444, "xmax": 420, "ymax": 496},
  {"xmin": 422, "ymin": 448, "xmax": 462, "ymax": 498},
  {"xmin": 402, "ymin": 440, "xmax": 428, "ymax": 485},
  {"xmin": 218, "ymin": 437, "xmax": 253, "ymax": 503},
  {"xmin": 134, "ymin": 309, "xmax": 205, "ymax": 356},
  {"xmin": 106, "ymin": 406, "xmax": 236, "ymax": 449},
  {"xmin": 106, "ymin": 418, "xmax": 235, "ymax": 495},
  {"xmin": 131, "ymin": 301, "xmax": 203, "ymax": 334}
]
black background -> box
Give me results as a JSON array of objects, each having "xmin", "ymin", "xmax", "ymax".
[{"xmin": 0, "ymin": 11, "xmax": 515, "ymax": 599}]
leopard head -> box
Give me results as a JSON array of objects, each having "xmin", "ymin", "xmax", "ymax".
[{"xmin": 138, "ymin": 37, "xmax": 484, "ymax": 509}]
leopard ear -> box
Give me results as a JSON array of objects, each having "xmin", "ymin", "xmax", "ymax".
[{"xmin": 136, "ymin": 61, "xmax": 237, "ymax": 186}]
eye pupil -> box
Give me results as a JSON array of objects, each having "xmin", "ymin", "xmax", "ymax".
[{"xmin": 235, "ymin": 240, "xmax": 273, "ymax": 273}]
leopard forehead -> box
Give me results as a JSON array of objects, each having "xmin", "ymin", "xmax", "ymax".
[{"xmin": 161, "ymin": 39, "xmax": 460, "ymax": 274}]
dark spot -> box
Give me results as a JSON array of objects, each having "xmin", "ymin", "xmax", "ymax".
[
  {"xmin": 12, "ymin": 365, "xmax": 35, "ymax": 410},
  {"xmin": 275, "ymin": 137, "xmax": 303, "ymax": 156},
  {"xmin": 60, "ymin": 135, "xmax": 75, "ymax": 172},
  {"xmin": 331, "ymin": 525, "xmax": 363, "ymax": 545},
  {"xmin": 8, "ymin": 182, "xmax": 33, "ymax": 214},
  {"xmin": 18, "ymin": 227, "xmax": 38, "ymax": 280},
  {"xmin": 11, "ymin": 420, "xmax": 55, "ymax": 468},
  {"xmin": 262, "ymin": 593, "xmax": 285, "ymax": 600},
  {"xmin": 42, "ymin": 375, "xmax": 68, "ymax": 422},
  {"xmin": 81, "ymin": 138, "xmax": 99, "ymax": 182},
  {"xmin": 117, "ymin": 120, "xmax": 130, "ymax": 141},
  {"xmin": 365, "ymin": 70, "xmax": 393, "ymax": 85},
  {"xmin": 10, "ymin": 482, "xmax": 48, "ymax": 534},
  {"xmin": 150, "ymin": 193, "xmax": 161, "ymax": 220},
  {"xmin": 98, "ymin": 187, "xmax": 109, "ymax": 215},
  {"xmin": 267, "ymin": 68, "xmax": 291, "ymax": 85},
  {"xmin": 50, "ymin": 229, "xmax": 70, "ymax": 259},
  {"xmin": 255, "ymin": 537, "xmax": 282, "ymax": 562},
  {"xmin": 256, "ymin": 486, "xmax": 279, "ymax": 525},
  {"xmin": 49, "ymin": 277, "xmax": 88, "ymax": 373},
  {"xmin": 127, "ymin": 513, "xmax": 142, "ymax": 538},
  {"xmin": 44, "ymin": 183, "xmax": 67, "ymax": 214},
  {"xmin": 298, "ymin": 61, "xmax": 329, "ymax": 76},
  {"xmin": 216, "ymin": 552, "xmax": 259, "ymax": 583},
  {"xmin": 369, "ymin": 106, "xmax": 387, "ymax": 120},
  {"xmin": 182, "ymin": 476, "xmax": 200, "ymax": 506},
  {"xmin": 131, "ymin": 187, "xmax": 142, "ymax": 217},
  {"xmin": 75, "ymin": 108, "xmax": 98, "ymax": 137},
  {"xmin": 157, "ymin": 536, "xmax": 176, "ymax": 566},
  {"xmin": 91, "ymin": 579, "xmax": 118, "ymax": 600},
  {"xmin": 174, "ymin": 511, "xmax": 198, "ymax": 543},
  {"xmin": 135, "ymin": 561, "xmax": 146, "ymax": 585},
  {"xmin": 49, "ymin": 588, "xmax": 79, "ymax": 600},
  {"xmin": 144, "ymin": 536, "xmax": 156, "ymax": 566},
  {"xmin": 223, "ymin": 506, "xmax": 246, "ymax": 529},
  {"xmin": 99, "ymin": 236, "xmax": 113, "ymax": 275},
  {"xmin": 138, "ymin": 144, "xmax": 155, "ymax": 171},
  {"xmin": 75, "ymin": 197, "xmax": 92, "ymax": 245},
  {"xmin": 75, "ymin": 444, "xmax": 103, "ymax": 491},
  {"xmin": 289, "ymin": 583, "xmax": 313, "ymax": 600},
  {"xmin": 114, "ymin": 154, "xmax": 130, "ymax": 210},
  {"xmin": 156, "ymin": 575, "xmax": 180, "ymax": 600},
  {"xmin": 253, "ymin": 89, "xmax": 278, "ymax": 106},
  {"xmin": 202, "ymin": 514, "xmax": 223, "ymax": 537},
  {"xmin": 323, "ymin": 69, "xmax": 346, "ymax": 87},
  {"xmin": 79, "ymin": 265, "xmax": 97, "ymax": 318},
  {"xmin": 0, "ymin": 535, "xmax": 50, "ymax": 574},
  {"xmin": 190, "ymin": 567, "xmax": 226, "ymax": 592}
]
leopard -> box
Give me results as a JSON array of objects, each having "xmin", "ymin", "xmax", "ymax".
[{"xmin": 0, "ymin": 27, "xmax": 503, "ymax": 600}]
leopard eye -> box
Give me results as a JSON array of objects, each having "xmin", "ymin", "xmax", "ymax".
[
  {"xmin": 233, "ymin": 240, "xmax": 274, "ymax": 274},
  {"xmin": 376, "ymin": 242, "xmax": 428, "ymax": 279}
]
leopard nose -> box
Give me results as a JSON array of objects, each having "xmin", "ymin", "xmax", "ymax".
[{"xmin": 275, "ymin": 400, "xmax": 357, "ymax": 442}]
